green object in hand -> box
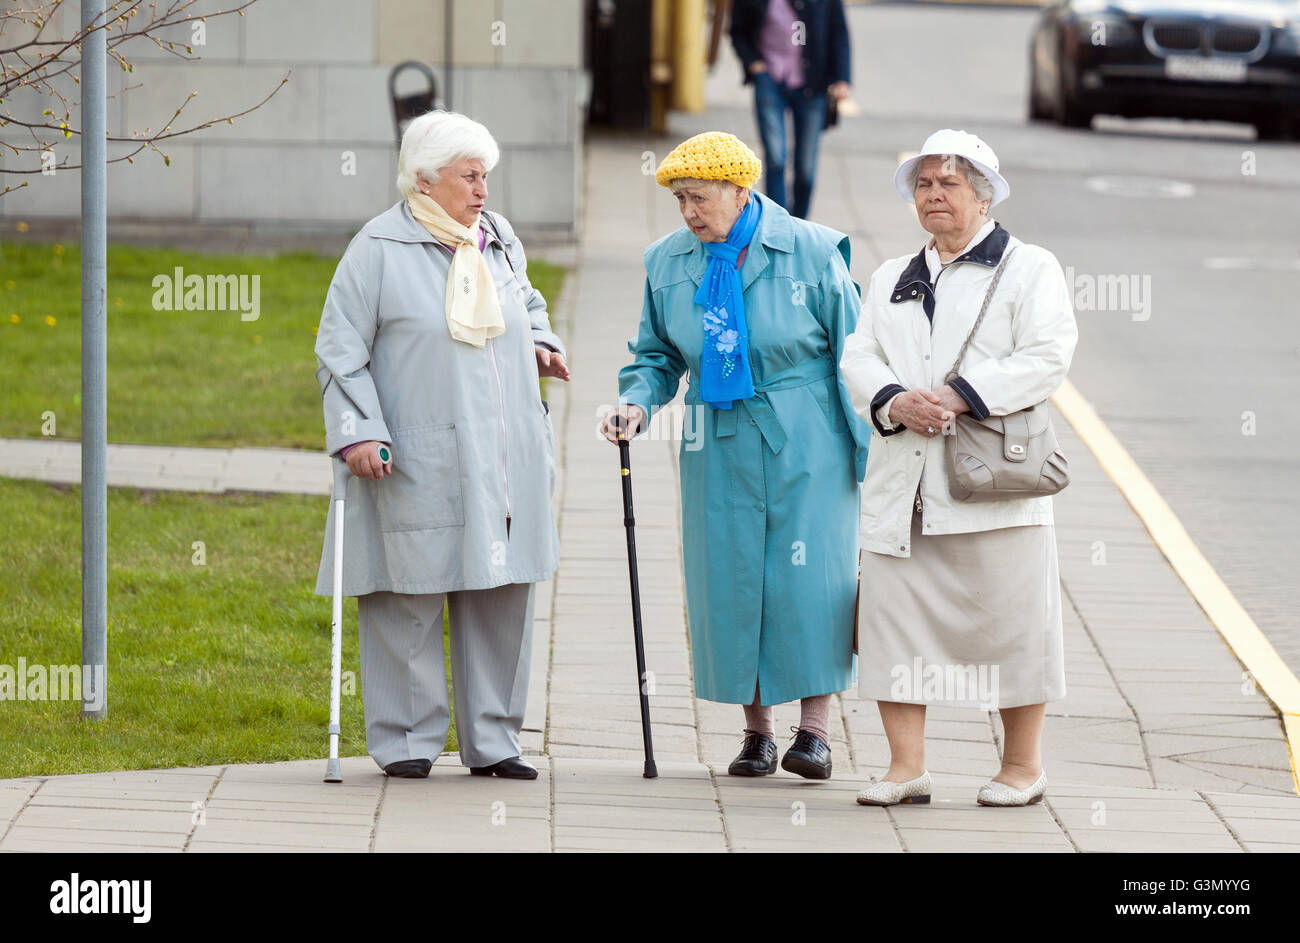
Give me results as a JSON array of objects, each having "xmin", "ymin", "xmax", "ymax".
[{"xmin": 377, "ymin": 445, "xmax": 391, "ymax": 464}]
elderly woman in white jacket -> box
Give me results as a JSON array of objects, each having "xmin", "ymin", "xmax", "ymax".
[{"xmin": 840, "ymin": 130, "xmax": 1077, "ymax": 807}]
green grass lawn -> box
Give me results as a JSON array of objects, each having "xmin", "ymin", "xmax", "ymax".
[
  {"xmin": 0, "ymin": 475, "xmax": 459, "ymax": 778},
  {"xmin": 0, "ymin": 240, "xmax": 565, "ymax": 447},
  {"xmin": 0, "ymin": 239, "xmax": 563, "ymax": 778}
]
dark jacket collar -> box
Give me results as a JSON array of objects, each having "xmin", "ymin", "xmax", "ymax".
[{"xmin": 890, "ymin": 222, "xmax": 1010, "ymax": 304}]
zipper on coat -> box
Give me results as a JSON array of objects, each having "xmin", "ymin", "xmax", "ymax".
[
  {"xmin": 488, "ymin": 336, "xmax": 512, "ymax": 536},
  {"xmin": 915, "ymin": 489, "xmax": 924, "ymax": 515}
]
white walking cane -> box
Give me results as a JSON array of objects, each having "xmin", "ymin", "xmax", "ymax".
[{"xmin": 324, "ymin": 445, "xmax": 390, "ymax": 784}]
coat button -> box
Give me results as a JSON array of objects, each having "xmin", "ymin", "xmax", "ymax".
[
  {"xmin": 924, "ymin": 354, "xmax": 930, "ymax": 360},
  {"xmin": 757, "ymin": 502, "xmax": 767, "ymax": 512},
  {"xmin": 914, "ymin": 450, "xmax": 921, "ymax": 456},
  {"xmin": 911, "ymin": 289, "xmax": 917, "ymax": 296},
  {"xmin": 899, "ymin": 545, "xmax": 906, "ymax": 551}
]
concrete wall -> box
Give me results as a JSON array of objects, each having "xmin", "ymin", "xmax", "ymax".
[{"xmin": 1, "ymin": 0, "xmax": 585, "ymax": 240}]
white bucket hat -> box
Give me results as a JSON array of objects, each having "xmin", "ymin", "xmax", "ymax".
[{"xmin": 893, "ymin": 129, "xmax": 1010, "ymax": 207}]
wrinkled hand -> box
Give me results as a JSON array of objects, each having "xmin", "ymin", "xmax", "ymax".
[
  {"xmin": 599, "ymin": 404, "xmax": 647, "ymax": 444},
  {"xmin": 536, "ymin": 345, "xmax": 571, "ymax": 381},
  {"xmin": 888, "ymin": 390, "xmax": 953, "ymax": 439},
  {"xmin": 929, "ymin": 384, "xmax": 969, "ymax": 419},
  {"xmin": 345, "ymin": 440, "xmax": 392, "ymax": 480}
]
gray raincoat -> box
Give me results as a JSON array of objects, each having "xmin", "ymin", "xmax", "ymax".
[{"xmin": 312, "ymin": 201, "xmax": 565, "ymax": 597}]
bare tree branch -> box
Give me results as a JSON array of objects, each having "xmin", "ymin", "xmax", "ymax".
[
  {"xmin": 0, "ymin": 69, "xmax": 289, "ymax": 171},
  {"xmin": 0, "ymin": 0, "xmax": 284, "ymax": 192}
]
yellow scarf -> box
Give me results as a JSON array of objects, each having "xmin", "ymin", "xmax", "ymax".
[{"xmin": 406, "ymin": 191, "xmax": 505, "ymax": 348}]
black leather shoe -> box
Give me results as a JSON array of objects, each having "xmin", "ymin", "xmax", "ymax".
[
  {"xmin": 383, "ymin": 758, "xmax": 432, "ymax": 778},
  {"xmin": 781, "ymin": 728, "xmax": 832, "ymax": 779},
  {"xmin": 469, "ymin": 756, "xmax": 539, "ymax": 780},
  {"xmin": 728, "ymin": 731, "xmax": 778, "ymax": 776}
]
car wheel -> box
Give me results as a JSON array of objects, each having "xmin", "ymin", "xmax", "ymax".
[
  {"xmin": 1029, "ymin": 59, "xmax": 1050, "ymax": 122},
  {"xmin": 1256, "ymin": 115, "xmax": 1297, "ymax": 142},
  {"xmin": 1058, "ymin": 57, "xmax": 1093, "ymax": 129}
]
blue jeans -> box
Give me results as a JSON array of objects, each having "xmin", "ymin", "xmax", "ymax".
[{"xmin": 753, "ymin": 72, "xmax": 828, "ymax": 219}]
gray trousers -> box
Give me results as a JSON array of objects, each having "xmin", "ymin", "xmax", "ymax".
[{"xmin": 356, "ymin": 582, "xmax": 536, "ymax": 769}]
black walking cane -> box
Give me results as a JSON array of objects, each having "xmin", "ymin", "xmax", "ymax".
[{"xmin": 615, "ymin": 415, "xmax": 658, "ymax": 779}]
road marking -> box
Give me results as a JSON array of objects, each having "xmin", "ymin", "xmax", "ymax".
[
  {"xmin": 1052, "ymin": 378, "xmax": 1300, "ymax": 795},
  {"xmin": 1203, "ymin": 257, "xmax": 1300, "ymax": 272},
  {"xmin": 1085, "ymin": 176, "xmax": 1195, "ymax": 198}
]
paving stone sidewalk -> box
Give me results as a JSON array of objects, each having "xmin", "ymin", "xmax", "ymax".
[
  {"xmin": 3, "ymin": 131, "xmax": 1299, "ymax": 852},
  {"xmin": 0, "ymin": 438, "xmax": 331, "ymax": 495}
]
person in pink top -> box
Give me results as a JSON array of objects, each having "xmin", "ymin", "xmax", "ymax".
[{"xmin": 730, "ymin": 0, "xmax": 853, "ymax": 219}]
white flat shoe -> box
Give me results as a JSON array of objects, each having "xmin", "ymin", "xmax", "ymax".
[
  {"xmin": 977, "ymin": 769, "xmax": 1047, "ymax": 806},
  {"xmin": 856, "ymin": 770, "xmax": 931, "ymax": 806}
]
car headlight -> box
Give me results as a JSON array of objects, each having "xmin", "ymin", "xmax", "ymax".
[{"xmin": 1276, "ymin": 20, "xmax": 1300, "ymax": 55}]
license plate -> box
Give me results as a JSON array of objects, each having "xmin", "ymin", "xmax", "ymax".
[{"xmin": 1164, "ymin": 55, "xmax": 1247, "ymax": 83}]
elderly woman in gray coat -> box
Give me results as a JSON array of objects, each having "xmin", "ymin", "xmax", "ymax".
[{"xmin": 313, "ymin": 110, "xmax": 569, "ymax": 780}]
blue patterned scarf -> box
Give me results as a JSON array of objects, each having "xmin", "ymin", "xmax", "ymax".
[{"xmin": 695, "ymin": 195, "xmax": 760, "ymax": 410}]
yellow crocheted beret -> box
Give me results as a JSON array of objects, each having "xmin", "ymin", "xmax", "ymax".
[{"xmin": 654, "ymin": 131, "xmax": 762, "ymax": 190}]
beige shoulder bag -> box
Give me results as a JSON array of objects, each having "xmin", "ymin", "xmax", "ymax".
[{"xmin": 943, "ymin": 248, "xmax": 1069, "ymax": 502}]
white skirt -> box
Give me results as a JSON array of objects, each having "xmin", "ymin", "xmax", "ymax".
[{"xmin": 856, "ymin": 510, "xmax": 1065, "ymax": 709}]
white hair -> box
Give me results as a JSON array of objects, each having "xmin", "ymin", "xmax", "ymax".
[
  {"xmin": 908, "ymin": 155, "xmax": 993, "ymax": 204},
  {"xmin": 667, "ymin": 177, "xmax": 744, "ymax": 197},
  {"xmin": 395, "ymin": 110, "xmax": 500, "ymax": 197}
]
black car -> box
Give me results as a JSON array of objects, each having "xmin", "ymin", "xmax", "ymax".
[{"xmin": 1029, "ymin": 0, "xmax": 1300, "ymax": 138}]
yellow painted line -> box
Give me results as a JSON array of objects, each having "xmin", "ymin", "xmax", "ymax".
[
  {"xmin": 1052, "ymin": 378, "xmax": 1300, "ymax": 796},
  {"xmin": 1286, "ymin": 717, "xmax": 1300, "ymax": 793}
]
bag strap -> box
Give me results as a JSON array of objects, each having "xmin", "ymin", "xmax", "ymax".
[
  {"xmin": 484, "ymin": 211, "xmax": 557, "ymax": 357},
  {"xmin": 944, "ymin": 246, "xmax": 1015, "ymax": 384},
  {"xmin": 482, "ymin": 211, "xmax": 518, "ymax": 277}
]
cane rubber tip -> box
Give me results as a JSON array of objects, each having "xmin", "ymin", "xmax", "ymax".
[
  {"xmin": 643, "ymin": 762, "xmax": 658, "ymax": 779},
  {"xmin": 324, "ymin": 758, "xmax": 342, "ymax": 783}
]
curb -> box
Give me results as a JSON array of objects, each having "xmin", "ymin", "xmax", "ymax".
[{"xmin": 1052, "ymin": 378, "xmax": 1300, "ymax": 796}]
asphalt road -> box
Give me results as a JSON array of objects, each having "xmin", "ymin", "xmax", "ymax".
[{"xmin": 670, "ymin": 2, "xmax": 1300, "ymax": 674}]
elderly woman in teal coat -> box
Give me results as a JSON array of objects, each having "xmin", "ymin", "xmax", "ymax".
[{"xmin": 601, "ymin": 131, "xmax": 871, "ymax": 779}]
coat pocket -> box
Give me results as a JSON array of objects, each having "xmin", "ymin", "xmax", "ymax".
[
  {"xmin": 540, "ymin": 407, "xmax": 557, "ymax": 497},
  {"xmin": 377, "ymin": 422, "xmax": 465, "ymax": 532},
  {"xmin": 810, "ymin": 378, "xmax": 849, "ymax": 436}
]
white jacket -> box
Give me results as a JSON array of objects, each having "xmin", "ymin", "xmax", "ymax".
[{"xmin": 840, "ymin": 223, "xmax": 1078, "ymax": 558}]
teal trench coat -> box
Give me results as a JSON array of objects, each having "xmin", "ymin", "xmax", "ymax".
[{"xmin": 619, "ymin": 192, "xmax": 872, "ymax": 705}]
